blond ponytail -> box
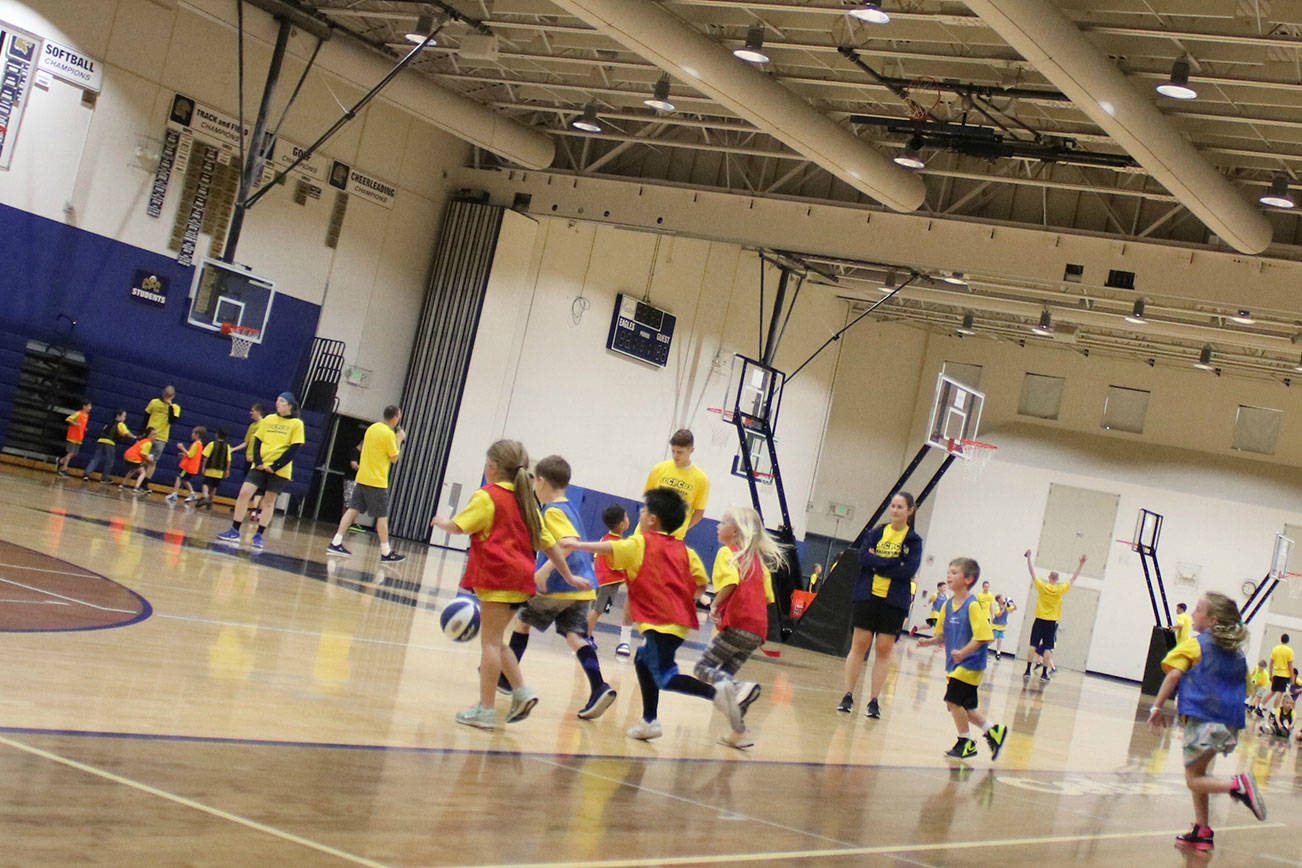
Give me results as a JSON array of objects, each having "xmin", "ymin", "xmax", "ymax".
[
  {"xmin": 487, "ymin": 439, "xmax": 545, "ymax": 549},
  {"xmin": 1204, "ymin": 592, "xmax": 1248, "ymax": 651}
]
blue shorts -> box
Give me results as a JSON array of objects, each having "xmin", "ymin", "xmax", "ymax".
[{"xmin": 635, "ymin": 630, "xmax": 684, "ymax": 689}]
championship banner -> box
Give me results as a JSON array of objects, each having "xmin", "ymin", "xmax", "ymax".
[
  {"xmin": 38, "ymin": 38, "xmax": 101, "ymax": 92},
  {"xmin": 177, "ymin": 144, "xmax": 216, "ymax": 266},
  {"xmin": 146, "ymin": 128, "xmax": 181, "ymax": 218},
  {"xmin": 0, "ymin": 24, "xmax": 40, "ymax": 171},
  {"xmin": 328, "ymin": 159, "xmax": 395, "ymax": 210}
]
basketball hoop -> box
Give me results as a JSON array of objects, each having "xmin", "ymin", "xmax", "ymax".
[
  {"xmin": 221, "ymin": 322, "xmax": 260, "ymax": 359},
  {"xmin": 949, "ymin": 438, "xmax": 997, "ymax": 479}
]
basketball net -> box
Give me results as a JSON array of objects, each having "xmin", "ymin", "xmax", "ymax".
[
  {"xmin": 222, "ymin": 324, "xmax": 259, "ymax": 359},
  {"xmin": 950, "ymin": 438, "xmax": 996, "ymax": 480}
]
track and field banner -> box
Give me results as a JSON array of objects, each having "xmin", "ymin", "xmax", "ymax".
[{"xmin": 0, "ymin": 23, "xmax": 40, "ymax": 171}]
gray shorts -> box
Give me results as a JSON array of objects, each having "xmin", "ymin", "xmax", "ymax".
[
  {"xmin": 694, "ymin": 627, "xmax": 764, "ymax": 684},
  {"xmin": 592, "ymin": 583, "xmax": 623, "ymax": 614},
  {"xmin": 348, "ymin": 482, "xmax": 389, "ymax": 518},
  {"xmin": 1182, "ymin": 718, "xmax": 1239, "ymax": 766},
  {"xmin": 518, "ymin": 597, "xmax": 590, "ymax": 636}
]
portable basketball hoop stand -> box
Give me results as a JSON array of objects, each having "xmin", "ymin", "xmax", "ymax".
[
  {"xmin": 1132, "ymin": 509, "xmax": 1174, "ymax": 629},
  {"xmin": 1240, "ymin": 532, "xmax": 1294, "ymax": 624}
]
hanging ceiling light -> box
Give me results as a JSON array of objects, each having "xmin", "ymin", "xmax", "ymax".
[
  {"xmin": 847, "ymin": 3, "xmax": 891, "ymax": 24},
  {"xmin": 1155, "ymin": 58, "xmax": 1197, "ymax": 100},
  {"xmin": 893, "ymin": 134, "xmax": 926, "ymax": 169},
  {"xmin": 956, "ymin": 312, "xmax": 976, "ymax": 336},
  {"xmin": 404, "ymin": 14, "xmax": 438, "ymax": 45},
  {"xmin": 643, "ymin": 74, "xmax": 676, "ymax": 112},
  {"xmin": 570, "ymin": 103, "xmax": 603, "ymax": 133},
  {"xmin": 1031, "ymin": 308, "xmax": 1054, "ymax": 336},
  {"xmin": 1259, "ymin": 174, "xmax": 1296, "ymax": 209},
  {"xmin": 941, "ymin": 271, "xmax": 968, "ymax": 286},
  {"xmin": 1230, "ymin": 309, "xmax": 1255, "ymax": 325},
  {"xmin": 1194, "ymin": 344, "xmax": 1216, "ymax": 370},
  {"xmin": 1124, "ymin": 298, "xmax": 1147, "ymax": 325},
  {"xmin": 733, "ymin": 25, "xmax": 770, "ymax": 64}
]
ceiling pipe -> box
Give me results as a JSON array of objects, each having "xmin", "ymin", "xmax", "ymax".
[
  {"xmin": 960, "ymin": 0, "xmax": 1272, "ymax": 254},
  {"xmin": 544, "ymin": 0, "xmax": 926, "ymax": 212}
]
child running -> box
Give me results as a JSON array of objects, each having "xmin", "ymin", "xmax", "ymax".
[
  {"xmin": 56, "ymin": 400, "xmax": 91, "ymax": 477},
  {"xmin": 570, "ymin": 487, "xmax": 745, "ymax": 742},
  {"xmin": 918, "ymin": 557, "xmax": 1008, "ymax": 761},
  {"xmin": 587, "ymin": 503, "xmax": 634, "ymax": 656},
  {"xmin": 121, "ymin": 429, "xmax": 157, "ymax": 492},
  {"xmin": 83, "ymin": 409, "xmax": 133, "ymax": 484},
  {"xmin": 695, "ymin": 505, "xmax": 783, "ymax": 749},
  {"xmin": 1148, "ymin": 592, "xmax": 1266, "ymax": 850},
  {"xmin": 166, "ymin": 426, "xmax": 205, "ymax": 504},
  {"xmin": 430, "ymin": 440, "xmax": 586, "ymax": 730},
  {"xmin": 500, "ymin": 456, "xmax": 616, "ymax": 720},
  {"xmin": 199, "ymin": 430, "xmax": 232, "ymax": 509}
]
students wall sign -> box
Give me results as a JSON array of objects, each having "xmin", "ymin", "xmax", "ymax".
[{"xmin": 129, "ymin": 270, "xmax": 168, "ymax": 306}]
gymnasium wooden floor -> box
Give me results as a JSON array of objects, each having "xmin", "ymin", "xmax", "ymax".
[{"xmin": 0, "ymin": 466, "xmax": 1296, "ymax": 866}]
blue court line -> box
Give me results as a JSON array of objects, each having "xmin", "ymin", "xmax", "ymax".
[{"xmin": 0, "ymin": 723, "xmax": 1197, "ymax": 782}]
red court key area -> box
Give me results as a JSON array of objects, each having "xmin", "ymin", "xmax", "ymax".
[{"xmin": 0, "ymin": 541, "xmax": 152, "ymax": 632}]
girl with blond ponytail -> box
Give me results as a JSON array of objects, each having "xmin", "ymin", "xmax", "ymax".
[
  {"xmin": 431, "ymin": 440, "xmax": 589, "ymax": 730},
  {"xmin": 1149, "ymin": 592, "xmax": 1265, "ymax": 850}
]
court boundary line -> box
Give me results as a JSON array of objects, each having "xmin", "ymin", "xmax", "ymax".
[
  {"xmin": 0, "ymin": 577, "xmax": 136, "ymax": 614},
  {"xmin": 0, "ymin": 733, "xmax": 388, "ymax": 868},
  {"xmin": 457, "ymin": 822, "xmax": 1283, "ymax": 868}
]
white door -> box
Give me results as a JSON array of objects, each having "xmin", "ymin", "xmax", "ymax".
[{"xmin": 1016, "ymin": 583, "xmax": 1100, "ymax": 673}]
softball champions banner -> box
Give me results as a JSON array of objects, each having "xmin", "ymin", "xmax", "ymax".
[{"xmin": 0, "ymin": 23, "xmax": 40, "ymax": 171}]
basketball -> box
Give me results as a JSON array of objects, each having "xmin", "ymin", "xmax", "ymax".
[{"xmin": 440, "ymin": 596, "xmax": 480, "ymax": 642}]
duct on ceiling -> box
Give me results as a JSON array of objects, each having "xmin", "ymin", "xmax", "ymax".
[
  {"xmin": 961, "ymin": 0, "xmax": 1272, "ymax": 255},
  {"xmin": 546, "ymin": 0, "xmax": 926, "ymax": 213}
]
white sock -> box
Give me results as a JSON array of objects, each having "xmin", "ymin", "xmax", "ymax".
[
  {"xmin": 332, "ymin": 534, "xmax": 343, "ymax": 546},
  {"xmin": 979, "ymin": 720, "xmax": 994, "ymax": 733},
  {"xmin": 380, "ymin": 542, "xmax": 391, "ymax": 556},
  {"xmin": 957, "ymin": 729, "xmax": 970, "ymax": 741},
  {"xmin": 619, "ymin": 626, "xmax": 631, "ymax": 644}
]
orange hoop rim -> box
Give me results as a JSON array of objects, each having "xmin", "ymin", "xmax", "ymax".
[{"xmin": 220, "ymin": 322, "xmax": 261, "ymax": 338}]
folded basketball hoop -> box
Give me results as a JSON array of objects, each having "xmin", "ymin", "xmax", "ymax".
[{"xmin": 221, "ymin": 322, "xmax": 260, "ymax": 359}]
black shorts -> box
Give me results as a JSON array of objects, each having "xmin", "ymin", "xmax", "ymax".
[
  {"xmin": 243, "ymin": 467, "xmax": 287, "ymax": 495},
  {"xmin": 852, "ymin": 597, "xmax": 907, "ymax": 636},
  {"xmin": 347, "ymin": 482, "xmax": 390, "ymax": 518},
  {"xmin": 1030, "ymin": 617, "xmax": 1059, "ymax": 651},
  {"xmin": 944, "ymin": 677, "xmax": 979, "ymax": 710},
  {"xmin": 926, "ymin": 616, "xmax": 937, "ymax": 627},
  {"xmin": 1272, "ymin": 675, "xmax": 1291, "ymax": 693},
  {"xmin": 517, "ymin": 597, "xmax": 590, "ymax": 636}
]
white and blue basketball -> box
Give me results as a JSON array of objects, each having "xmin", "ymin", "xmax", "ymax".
[{"xmin": 440, "ymin": 596, "xmax": 480, "ymax": 642}]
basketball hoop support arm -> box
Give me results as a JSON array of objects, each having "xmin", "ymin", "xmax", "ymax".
[{"xmin": 1243, "ymin": 574, "xmax": 1282, "ymax": 623}]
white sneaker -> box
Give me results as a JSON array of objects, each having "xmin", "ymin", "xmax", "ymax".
[
  {"xmin": 615, "ymin": 642, "xmax": 632, "ymax": 658},
  {"xmin": 718, "ymin": 729, "xmax": 755, "ymax": 750},
  {"xmin": 712, "ymin": 680, "xmax": 744, "ymax": 732},
  {"xmin": 165, "ymin": 493, "xmax": 178, "ymax": 504},
  {"xmin": 626, "ymin": 718, "xmax": 663, "ymax": 740},
  {"xmin": 184, "ymin": 494, "xmax": 198, "ymax": 503}
]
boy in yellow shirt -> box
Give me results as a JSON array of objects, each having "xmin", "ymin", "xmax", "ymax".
[{"xmin": 642, "ymin": 428, "xmax": 709, "ymax": 539}]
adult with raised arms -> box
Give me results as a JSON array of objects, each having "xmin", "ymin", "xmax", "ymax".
[{"xmin": 1023, "ymin": 549, "xmax": 1086, "ymax": 682}]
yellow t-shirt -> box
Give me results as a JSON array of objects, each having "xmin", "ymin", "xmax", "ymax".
[
  {"xmin": 976, "ymin": 591, "xmax": 995, "ymax": 617},
  {"xmin": 1162, "ymin": 635, "xmax": 1201, "ymax": 673},
  {"xmin": 1175, "ymin": 612, "xmax": 1193, "ymax": 644},
  {"xmin": 1270, "ymin": 643, "xmax": 1295, "ymax": 678},
  {"xmin": 1032, "ymin": 577, "xmax": 1071, "ymax": 621},
  {"xmin": 934, "ymin": 595, "xmax": 994, "ymax": 686},
  {"xmin": 607, "ymin": 533, "xmax": 708, "ymax": 639},
  {"xmin": 538, "ymin": 498, "xmax": 595, "ymax": 601},
  {"xmin": 355, "ymin": 421, "xmax": 399, "ymax": 488},
  {"xmin": 202, "ymin": 442, "xmax": 232, "ymax": 478},
  {"xmin": 711, "ymin": 547, "xmax": 774, "ymax": 603},
  {"xmin": 244, "ymin": 419, "xmax": 262, "ymax": 460},
  {"xmin": 1249, "ymin": 665, "xmax": 1269, "ymax": 690},
  {"xmin": 871, "ymin": 524, "xmax": 909, "ymax": 598},
  {"xmin": 451, "ymin": 482, "xmax": 557, "ymax": 549},
  {"xmin": 253, "ymin": 414, "xmax": 306, "ymax": 480},
  {"xmin": 644, "ymin": 460, "xmax": 709, "ymax": 539},
  {"xmin": 145, "ymin": 398, "xmax": 178, "ymax": 441},
  {"xmin": 97, "ymin": 421, "xmax": 130, "ymax": 446}
]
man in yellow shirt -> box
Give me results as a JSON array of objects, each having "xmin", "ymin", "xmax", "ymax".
[
  {"xmin": 642, "ymin": 428, "xmax": 709, "ymax": 539},
  {"xmin": 216, "ymin": 392, "xmax": 306, "ymax": 551},
  {"xmin": 1267, "ymin": 634, "xmax": 1295, "ymax": 712},
  {"xmin": 1174, "ymin": 602, "xmax": 1193, "ymax": 644},
  {"xmin": 1023, "ymin": 549, "xmax": 1086, "ymax": 683},
  {"xmin": 326, "ymin": 405, "xmax": 406, "ymax": 563}
]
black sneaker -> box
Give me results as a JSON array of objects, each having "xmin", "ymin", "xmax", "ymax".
[
  {"xmin": 984, "ymin": 723, "xmax": 1007, "ymax": 761},
  {"xmin": 864, "ymin": 698, "xmax": 881, "ymax": 719},
  {"xmin": 836, "ymin": 692, "xmax": 853, "ymax": 713},
  {"xmin": 1230, "ymin": 771, "xmax": 1267, "ymax": 820},
  {"xmin": 945, "ymin": 737, "xmax": 978, "ymax": 760},
  {"xmin": 380, "ymin": 551, "xmax": 406, "ymax": 563},
  {"xmin": 1174, "ymin": 824, "xmax": 1214, "ymax": 851},
  {"xmin": 737, "ymin": 682, "xmax": 762, "ymax": 717},
  {"xmin": 497, "ymin": 674, "xmax": 512, "ymax": 696},
  {"xmin": 577, "ymin": 684, "xmax": 617, "ymax": 720}
]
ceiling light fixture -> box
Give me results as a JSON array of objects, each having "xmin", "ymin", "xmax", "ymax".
[
  {"xmin": 405, "ymin": 14, "xmax": 437, "ymax": 45},
  {"xmin": 847, "ymin": 3, "xmax": 891, "ymax": 24},
  {"xmin": 1031, "ymin": 308, "xmax": 1054, "ymax": 336},
  {"xmin": 1259, "ymin": 174, "xmax": 1296, "ymax": 209},
  {"xmin": 570, "ymin": 103, "xmax": 603, "ymax": 133},
  {"xmin": 1155, "ymin": 57, "xmax": 1197, "ymax": 100},
  {"xmin": 643, "ymin": 74, "xmax": 676, "ymax": 112},
  {"xmin": 956, "ymin": 312, "xmax": 976, "ymax": 336},
  {"xmin": 1230, "ymin": 309, "xmax": 1255, "ymax": 325},
  {"xmin": 1124, "ymin": 298, "xmax": 1147, "ymax": 324},
  {"xmin": 733, "ymin": 25, "xmax": 770, "ymax": 64},
  {"xmin": 1193, "ymin": 344, "xmax": 1216, "ymax": 371},
  {"xmin": 893, "ymin": 134, "xmax": 926, "ymax": 169},
  {"xmin": 941, "ymin": 271, "xmax": 967, "ymax": 286}
]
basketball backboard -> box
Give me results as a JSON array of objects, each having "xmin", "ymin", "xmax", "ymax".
[
  {"xmin": 1271, "ymin": 532, "xmax": 1294, "ymax": 582},
  {"xmin": 724, "ymin": 355, "xmax": 783, "ymax": 428},
  {"xmin": 187, "ymin": 258, "xmax": 275, "ymax": 343},
  {"xmin": 925, "ymin": 372, "xmax": 985, "ymax": 457}
]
